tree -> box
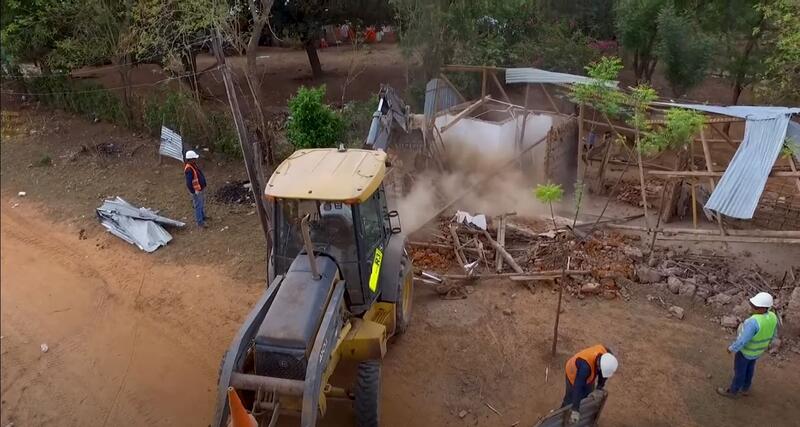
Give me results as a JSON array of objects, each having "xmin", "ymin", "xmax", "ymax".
[
  {"xmin": 615, "ymin": 0, "xmax": 666, "ymax": 82},
  {"xmin": 126, "ymin": 0, "xmax": 226, "ymax": 94},
  {"xmin": 656, "ymin": 5, "xmax": 712, "ymax": 97},
  {"xmin": 0, "ymin": 0, "xmax": 77, "ymax": 73},
  {"xmin": 272, "ymin": 0, "xmax": 393, "ymax": 79},
  {"xmin": 756, "ymin": 0, "xmax": 800, "ymax": 104}
]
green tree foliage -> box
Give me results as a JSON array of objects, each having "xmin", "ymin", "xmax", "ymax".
[
  {"xmin": 534, "ymin": 183, "xmax": 564, "ymax": 228},
  {"xmin": 615, "ymin": 0, "xmax": 666, "ymax": 81},
  {"xmin": 656, "ymin": 6, "xmax": 712, "ymax": 97},
  {"xmin": 391, "ymin": 0, "xmax": 598, "ymax": 84},
  {"xmin": 286, "ymin": 86, "xmax": 345, "ymax": 149},
  {"xmin": 640, "ymin": 108, "xmax": 705, "ymax": 155},
  {"xmin": 570, "ymin": 57, "xmax": 626, "ymax": 117},
  {"xmin": 0, "ymin": 0, "xmax": 75, "ymax": 71},
  {"xmin": 756, "ymin": 0, "xmax": 800, "ymax": 104}
]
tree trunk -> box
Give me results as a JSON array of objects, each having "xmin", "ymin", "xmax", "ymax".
[
  {"xmin": 304, "ymin": 39, "xmax": 323, "ymax": 79},
  {"xmin": 660, "ymin": 147, "xmax": 690, "ymax": 223},
  {"xmin": 244, "ymin": 0, "xmax": 275, "ymax": 165},
  {"xmin": 115, "ymin": 54, "xmax": 133, "ymax": 123}
]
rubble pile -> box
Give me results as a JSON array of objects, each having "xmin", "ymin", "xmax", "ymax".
[{"xmin": 615, "ymin": 180, "xmax": 663, "ymax": 208}]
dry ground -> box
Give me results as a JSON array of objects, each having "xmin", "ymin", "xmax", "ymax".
[{"xmin": 2, "ymin": 46, "xmax": 799, "ymax": 427}]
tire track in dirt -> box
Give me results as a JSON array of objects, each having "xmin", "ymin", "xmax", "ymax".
[{"xmin": 0, "ymin": 201, "xmax": 263, "ymax": 426}]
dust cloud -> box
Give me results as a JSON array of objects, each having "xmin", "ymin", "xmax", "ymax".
[{"xmin": 396, "ymin": 146, "xmax": 550, "ymax": 234}]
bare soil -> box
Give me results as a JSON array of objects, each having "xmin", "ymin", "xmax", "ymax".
[{"xmin": 2, "ymin": 46, "xmax": 800, "ymax": 427}]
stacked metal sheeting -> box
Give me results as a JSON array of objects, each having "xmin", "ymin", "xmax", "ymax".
[{"xmin": 96, "ymin": 197, "xmax": 185, "ymax": 252}]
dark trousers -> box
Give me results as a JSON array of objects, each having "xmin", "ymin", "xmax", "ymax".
[
  {"xmin": 729, "ymin": 351, "xmax": 757, "ymax": 394},
  {"xmin": 561, "ymin": 377, "xmax": 594, "ymax": 409}
]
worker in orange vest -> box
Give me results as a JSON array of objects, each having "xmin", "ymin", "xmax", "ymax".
[
  {"xmin": 561, "ymin": 344, "xmax": 619, "ymax": 423},
  {"xmin": 184, "ymin": 150, "xmax": 208, "ymax": 228}
]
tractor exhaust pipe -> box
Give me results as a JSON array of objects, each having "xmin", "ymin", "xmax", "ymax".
[{"xmin": 300, "ymin": 214, "xmax": 322, "ymax": 280}]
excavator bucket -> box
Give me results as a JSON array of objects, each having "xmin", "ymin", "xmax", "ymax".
[{"xmin": 227, "ymin": 387, "xmax": 258, "ymax": 427}]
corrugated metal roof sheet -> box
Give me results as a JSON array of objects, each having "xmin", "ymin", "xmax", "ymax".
[
  {"xmin": 424, "ymin": 78, "xmax": 460, "ymax": 120},
  {"xmin": 655, "ymin": 103, "xmax": 800, "ymax": 219},
  {"xmin": 159, "ymin": 126, "xmax": 184, "ymax": 161},
  {"xmin": 505, "ymin": 68, "xmax": 618, "ymax": 87}
]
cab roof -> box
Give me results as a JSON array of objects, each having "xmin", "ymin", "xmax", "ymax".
[{"xmin": 265, "ymin": 148, "xmax": 387, "ymax": 203}]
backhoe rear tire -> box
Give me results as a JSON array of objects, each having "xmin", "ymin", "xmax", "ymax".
[{"xmin": 354, "ymin": 360, "xmax": 381, "ymax": 427}]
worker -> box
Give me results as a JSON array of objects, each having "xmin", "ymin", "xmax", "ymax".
[
  {"xmin": 561, "ymin": 344, "xmax": 618, "ymax": 424},
  {"xmin": 184, "ymin": 150, "xmax": 208, "ymax": 228},
  {"xmin": 717, "ymin": 292, "xmax": 778, "ymax": 398}
]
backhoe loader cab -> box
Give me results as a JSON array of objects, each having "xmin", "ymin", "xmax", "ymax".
[{"xmin": 214, "ymin": 148, "xmax": 414, "ymax": 427}]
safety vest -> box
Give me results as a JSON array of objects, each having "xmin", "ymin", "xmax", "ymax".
[
  {"xmin": 565, "ymin": 344, "xmax": 608, "ymax": 385},
  {"xmin": 741, "ymin": 311, "xmax": 778, "ymax": 358},
  {"xmin": 184, "ymin": 163, "xmax": 203, "ymax": 192}
]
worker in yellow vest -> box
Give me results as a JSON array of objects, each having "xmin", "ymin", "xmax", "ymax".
[
  {"xmin": 561, "ymin": 344, "xmax": 618, "ymax": 423},
  {"xmin": 717, "ymin": 292, "xmax": 778, "ymax": 398}
]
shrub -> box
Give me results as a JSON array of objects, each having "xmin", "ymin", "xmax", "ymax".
[
  {"xmin": 340, "ymin": 95, "xmax": 378, "ymax": 148},
  {"xmin": 25, "ymin": 75, "xmax": 127, "ymax": 126},
  {"xmin": 286, "ymin": 86, "xmax": 344, "ymax": 149},
  {"xmin": 207, "ymin": 111, "xmax": 240, "ymax": 158}
]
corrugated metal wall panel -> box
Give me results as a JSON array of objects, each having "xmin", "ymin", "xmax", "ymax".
[
  {"xmin": 705, "ymin": 115, "xmax": 791, "ymax": 219},
  {"xmin": 506, "ymin": 68, "xmax": 618, "ymax": 87},
  {"xmin": 159, "ymin": 126, "xmax": 184, "ymax": 161},
  {"xmin": 424, "ymin": 78, "xmax": 460, "ymax": 120}
]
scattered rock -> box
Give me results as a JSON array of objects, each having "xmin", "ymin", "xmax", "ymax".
[
  {"xmin": 769, "ymin": 338, "xmax": 782, "ymax": 355},
  {"xmin": 731, "ymin": 300, "xmax": 751, "ymax": 318},
  {"xmin": 636, "ymin": 265, "xmax": 663, "ymax": 284},
  {"xmin": 458, "ymin": 410, "xmax": 468, "ymax": 419},
  {"xmin": 581, "ymin": 282, "xmax": 602, "ymax": 295},
  {"xmin": 785, "ymin": 287, "xmax": 800, "ymax": 335},
  {"xmin": 623, "ymin": 246, "xmax": 644, "ymax": 262},
  {"xmin": 17, "ymin": 191, "xmax": 26, "ymax": 197},
  {"xmin": 464, "ymin": 285, "xmax": 475, "ymax": 294},
  {"xmin": 706, "ymin": 373, "xmax": 713, "ymax": 379},
  {"xmin": 708, "ymin": 293, "xmax": 733, "ymax": 307},
  {"xmin": 502, "ymin": 308, "xmax": 513, "ymax": 316},
  {"xmin": 667, "ymin": 276, "xmax": 682, "ymax": 294},
  {"xmin": 668, "ymin": 305, "xmax": 685, "ymax": 320},
  {"xmin": 695, "ymin": 287, "xmax": 711, "ymax": 300},
  {"xmin": 721, "ymin": 316, "xmax": 739, "ymax": 328},
  {"xmin": 40, "ymin": 343, "xmax": 49, "ymax": 353},
  {"xmin": 647, "ymin": 257, "xmax": 659, "ymax": 267},
  {"xmin": 602, "ymin": 290, "xmax": 617, "ymax": 300},
  {"xmin": 678, "ymin": 283, "xmax": 696, "ymax": 297}
]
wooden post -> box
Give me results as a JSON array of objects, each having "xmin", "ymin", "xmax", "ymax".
[
  {"xmin": 540, "ymin": 84, "xmax": 560, "ymax": 114},
  {"xmin": 551, "ymin": 256, "xmax": 570, "ymax": 357},
  {"xmin": 787, "ymin": 154, "xmax": 800, "ymax": 194},
  {"xmin": 213, "ymin": 30, "xmax": 271, "ymax": 250},
  {"xmin": 700, "ymin": 128, "xmax": 727, "ymax": 235},
  {"xmin": 438, "ymin": 73, "xmax": 466, "ymax": 103},
  {"xmin": 635, "ymin": 130, "xmax": 652, "ymax": 230},
  {"xmin": 690, "ymin": 140, "xmax": 698, "ymax": 229},
  {"xmin": 496, "ymin": 216, "xmax": 507, "ymax": 273},
  {"xmin": 524, "ymin": 84, "xmax": 531, "ymax": 109},
  {"xmin": 490, "ymin": 71, "xmax": 511, "ymax": 103},
  {"xmin": 577, "ymin": 104, "xmax": 586, "ymax": 182},
  {"xmin": 481, "ymin": 68, "xmax": 488, "ymax": 98},
  {"xmin": 593, "ymin": 135, "xmax": 613, "ymax": 194}
]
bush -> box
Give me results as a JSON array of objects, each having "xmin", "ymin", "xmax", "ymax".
[
  {"xmin": 340, "ymin": 95, "xmax": 378, "ymax": 148},
  {"xmin": 286, "ymin": 86, "xmax": 344, "ymax": 149},
  {"xmin": 25, "ymin": 75, "xmax": 127, "ymax": 126},
  {"xmin": 207, "ymin": 111, "xmax": 240, "ymax": 158}
]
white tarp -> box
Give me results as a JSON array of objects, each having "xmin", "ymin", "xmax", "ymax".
[{"xmin": 96, "ymin": 197, "xmax": 185, "ymax": 252}]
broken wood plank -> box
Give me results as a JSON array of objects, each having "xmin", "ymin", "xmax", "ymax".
[
  {"xmin": 444, "ymin": 270, "xmax": 590, "ymax": 280},
  {"xmin": 482, "ymin": 230, "xmax": 524, "ymax": 274},
  {"xmin": 449, "ymin": 224, "xmax": 468, "ymax": 268},
  {"xmin": 509, "ymin": 271, "xmax": 591, "ymax": 281},
  {"xmin": 490, "ymin": 71, "xmax": 511, "ymax": 102},
  {"xmin": 496, "ymin": 216, "xmax": 507, "ymax": 273},
  {"xmin": 439, "ymin": 96, "xmax": 491, "ymax": 133},
  {"xmin": 657, "ymin": 235, "xmax": 800, "ymax": 244},
  {"xmin": 540, "ymin": 83, "xmax": 560, "ymax": 114},
  {"xmin": 606, "ymin": 224, "xmax": 800, "ymax": 238}
]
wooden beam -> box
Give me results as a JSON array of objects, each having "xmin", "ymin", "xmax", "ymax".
[
  {"xmin": 438, "ymin": 72, "xmax": 466, "ymax": 103},
  {"xmin": 582, "ymin": 118, "xmax": 636, "ymax": 135},
  {"xmin": 707, "ymin": 123, "xmax": 739, "ymax": 149},
  {"xmin": 442, "ymin": 64, "xmax": 506, "ymax": 73},
  {"xmin": 606, "ymin": 224, "xmax": 800, "ymax": 238},
  {"xmin": 490, "ymin": 71, "xmax": 511, "ymax": 102},
  {"xmin": 647, "ymin": 116, "xmax": 744, "ymax": 125},
  {"xmin": 577, "ymin": 103, "xmax": 586, "ymax": 181},
  {"xmin": 524, "ymin": 84, "xmax": 530, "ymax": 109},
  {"xmin": 482, "ymin": 230, "xmax": 524, "ymax": 274},
  {"xmin": 647, "ymin": 170, "xmax": 800, "ymax": 178},
  {"xmin": 657, "ymin": 235, "xmax": 800, "ymax": 244},
  {"xmin": 540, "ymin": 84, "xmax": 560, "ymax": 114},
  {"xmin": 787, "ymin": 155, "xmax": 800, "ymax": 194},
  {"xmin": 438, "ymin": 96, "xmax": 490, "ymax": 133}
]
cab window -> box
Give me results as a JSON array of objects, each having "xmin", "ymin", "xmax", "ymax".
[{"xmin": 359, "ymin": 190, "xmax": 385, "ymax": 250}]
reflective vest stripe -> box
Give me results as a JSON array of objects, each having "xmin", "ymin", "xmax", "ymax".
[
  {"xmin": 741, "ymin": 311, "xmax": 777, "ymax": 358},
  {"xmin": 565, "ymin": 344, "xmax": 607, "ymax": 385},
  {"xmin": 184, "ymin": 163, "xmax": 202, "ymax": 192}
]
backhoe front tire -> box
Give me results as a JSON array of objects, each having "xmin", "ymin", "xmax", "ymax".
[
  {"xmin": 354, "ymin": 360, "xmax": 381, "ymax": 427},
  {"xmin": 395, "ymin": 255, "xmax": 414, "ymax": 335}
]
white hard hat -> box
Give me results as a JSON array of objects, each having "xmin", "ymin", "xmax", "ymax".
[
  {"xmin": 185, "ymin": 150, "xmax": 199, "ymax": 160},
  {"xmin": 749, "ymin": 292, "xmax": 773, "ymax": 308},
  {"xmin": 599, "ymin": 353, "xmax": 618, "ymax": 378}
]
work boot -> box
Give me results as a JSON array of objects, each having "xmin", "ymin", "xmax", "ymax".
[
  {"xmin": 740, "ymin": 390, "xmax": 750, "ymax": 397},
  {"xmin": 716, "ymin": 387, "xmax": 738, "ymax": 399}
]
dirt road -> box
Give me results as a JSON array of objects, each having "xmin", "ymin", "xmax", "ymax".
[
  {"xmin": 3, "ymin": 200, "xmax": 800, "ymax": 427},
  {"xmin": 0, "ymin": 203, "xmax": 263, "ymax": 426}
]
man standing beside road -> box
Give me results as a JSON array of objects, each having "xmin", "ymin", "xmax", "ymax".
[
  {"xmin": 561, "ymin": 344, "xmax": 618, "ymax": 424},
  {"xmin": 717, "ymin": 292, "xmax": 778, "ymax": 398},
  {"xmin": 184, "ymin": 150, "xmax": 208, "ymax": 228}
]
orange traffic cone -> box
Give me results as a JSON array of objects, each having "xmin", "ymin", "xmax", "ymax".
[{"xmin": 227, "ymin": 387, "xmax": 258, "ymax": 427}]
